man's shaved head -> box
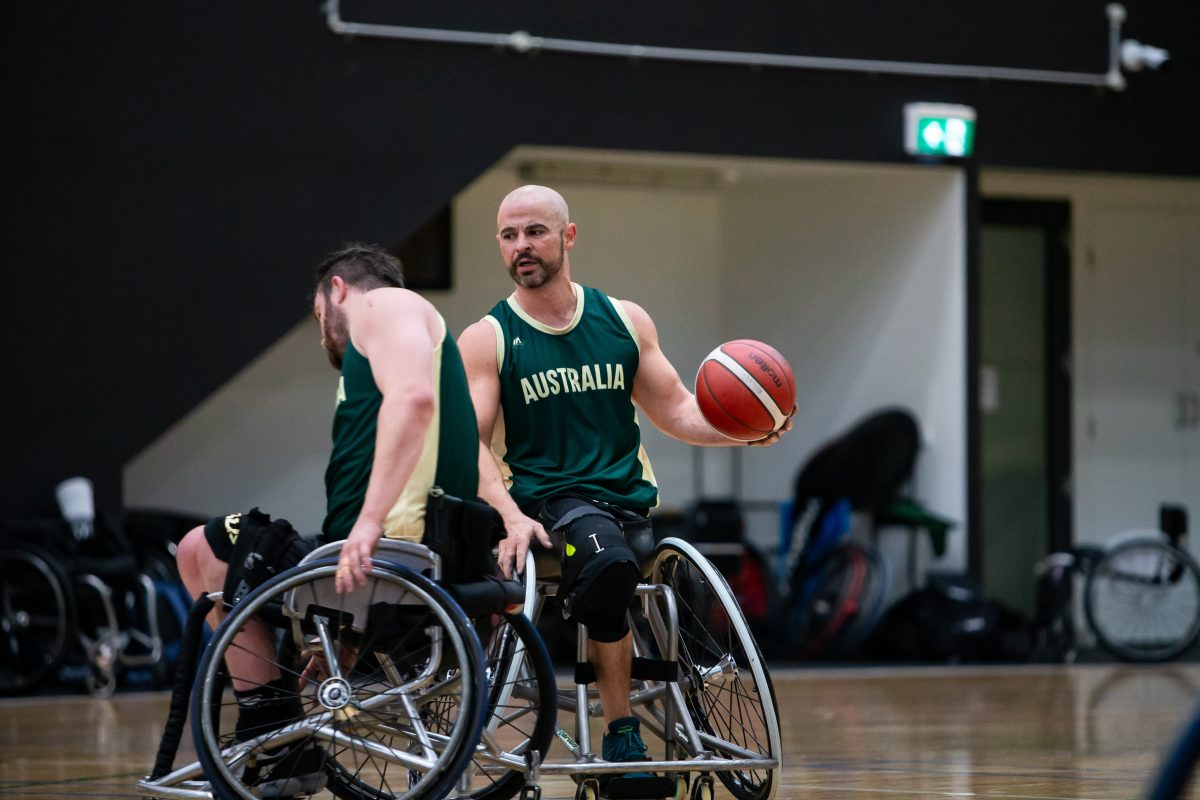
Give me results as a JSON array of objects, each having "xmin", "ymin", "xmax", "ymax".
[{"xmin": 497, "ymin": 185, "xmax": 570, "ymax": 229}]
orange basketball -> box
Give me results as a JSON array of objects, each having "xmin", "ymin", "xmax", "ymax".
[{"xmin": 695, "ymin": 339, "xmax": 795, "ymax": 441}]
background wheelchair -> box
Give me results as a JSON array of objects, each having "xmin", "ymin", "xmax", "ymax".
[{"xmin": 0, "ymin": 478, "xmax": 191, "ymax": 697}]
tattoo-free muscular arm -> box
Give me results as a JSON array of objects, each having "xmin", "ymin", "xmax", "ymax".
[
  {"xmin": 625, "ymin": 300, "xmax": 794, "ymax": 447},
  {"xmin": 458, "ymin": 319, "xmax": 551, "ymax": 575},
  {"xmin": 336, "ymin": 290, "xmax": 437, "ymax": 591}
]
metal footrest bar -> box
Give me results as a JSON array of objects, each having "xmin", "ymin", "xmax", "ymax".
[{"xmin": 538, "ymin": 756, "xmax": 777, "ymax": 775}]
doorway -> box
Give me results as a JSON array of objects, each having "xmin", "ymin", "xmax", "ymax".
[{"xmin": 979, "ymin": 199, "xmax": 1071, "ymax": 615}]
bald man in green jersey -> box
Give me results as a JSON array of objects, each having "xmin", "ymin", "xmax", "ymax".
[{"xmin": 459, "ymin": 185, "xmax": 793, "ymax": 789}]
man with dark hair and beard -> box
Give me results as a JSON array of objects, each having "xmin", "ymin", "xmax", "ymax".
[{"xmin": 175, "ymin": 243, "xmax": 479, "ymax": 798}]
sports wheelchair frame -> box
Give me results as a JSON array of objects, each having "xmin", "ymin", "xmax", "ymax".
[
  {"xmin": 516, "ymin": 536, "xmax": 782, "ymax": 800},
  {"xmin": 138, "ymin": 536, "xmax": 781, "ymax": 800}
]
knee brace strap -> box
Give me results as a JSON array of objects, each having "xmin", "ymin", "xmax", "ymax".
[{"xmin": 223, "ymin": 511, "xmax": 311, "ymax": 608}]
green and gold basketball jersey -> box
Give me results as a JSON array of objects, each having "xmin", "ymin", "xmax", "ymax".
[
  {"xmin": 324, "ymin": 314, "xmax": 478, "ymax": 541},
  {"xmin": 485, "ymin": 283, "xmax": 658, "ymax": 511}
]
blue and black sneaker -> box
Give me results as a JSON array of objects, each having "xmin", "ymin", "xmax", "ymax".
[
  {"xmin": 602, "ymin": 716, "xmax": 653, "ymax": 777},
  {"xmin": 601, "ymin": 717, "xmax": 674, "ymax": 798}
]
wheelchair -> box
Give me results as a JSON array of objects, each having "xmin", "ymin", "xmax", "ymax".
[
  {"xmin": 0, "ymin": 517, "xmax": 168, "ymax": 697},
  {"xmin": 138, "ymin": 535, "xmax": 552, "ymax": 800},
  {"xmin": 138, "ymin": 533, "xmax": 780, "ymax": 800},
  {"xmin": 496, "ymin": 536, "xmax": 782, "ymax": 800}
]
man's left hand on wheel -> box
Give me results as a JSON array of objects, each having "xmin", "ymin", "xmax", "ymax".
[{"xmin": 336, "ymin": 518, "xmax": 384, "ymax": 593}]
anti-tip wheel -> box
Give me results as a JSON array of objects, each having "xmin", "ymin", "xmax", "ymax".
[{"xmin": 690, "ymin": 776, "xmax": 714, "ymax": 800}]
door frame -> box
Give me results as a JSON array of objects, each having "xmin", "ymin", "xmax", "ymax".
[{"xmin": 974, "ymin": 198, "xmax": 1074, "ymax": 567}]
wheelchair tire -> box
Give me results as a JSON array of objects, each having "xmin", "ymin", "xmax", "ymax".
[
  {"xmin": 192, "ymin": 557, "xmax": 487, "ymax": 800},
  {"xmin": 649, "ymin": 538, "xmax": 781, "ymax": 800},
  {"xmin": 0, "ymin": 545, "xmax": 76, "ymax": 695},
  {"xmin": 1085, "ymin": 539, "xmax": 1200, "ymax": 663},
  {"xmin": 782, "ymin": 539, "xmax": 871, "ymax": 659}
]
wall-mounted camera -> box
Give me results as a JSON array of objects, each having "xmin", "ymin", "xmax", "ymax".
[{"xmin": 1121, "ymin": 40, "xmax": 1171, "ymax": 72}]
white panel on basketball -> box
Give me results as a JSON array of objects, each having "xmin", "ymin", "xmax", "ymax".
[{"xmin": 707, "ymin": 348, "xmax": 788, "ymax": 429}]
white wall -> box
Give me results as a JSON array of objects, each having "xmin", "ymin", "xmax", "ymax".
[
  {"xmin": 717, "ymin": 165, "xmax": 967, "ymax": 570},
  {"xmin": 125, "ymin": 150, "xmax": 967, "ymax": 578}
]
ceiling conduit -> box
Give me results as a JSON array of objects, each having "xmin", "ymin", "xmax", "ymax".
[{"xmin": 324, "ymin": 2, "xmax": 1155, "ymax": 92}]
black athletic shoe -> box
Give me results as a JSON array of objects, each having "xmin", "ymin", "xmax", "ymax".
[{"xmin": 245, "ymin": 742, "xmax": 328, "ymax": 799}]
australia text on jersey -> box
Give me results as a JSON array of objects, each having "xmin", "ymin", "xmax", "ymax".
[{"xmin": 520, "ymin": 363, "xmax": 626, "ymax": 404}]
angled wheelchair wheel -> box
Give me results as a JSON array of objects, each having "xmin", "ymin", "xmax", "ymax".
[
  {"xmin": 649, "ymin": 538, "xmax": 781, "ymax": 800},
  {"xmin": 816, "ymin": 539, "xmax": 892, "ymax": 659},
  {"xmin": 0, "ymin": 545, "xmax": 75, "ymax": 695},
  {"xmin": 786, "ymin": 540, "xmax": 868, "ymax": 658},
  {"xmin": 1085, "ymin": 539, "xmax": 1200, "ymax": 663},
  {"xmin": 192, "ymin": 557, "xmax": 487, "ymax": 800},
  {"xmin": 441, "ymin": 610, "xmax": 557, "ymax": 800}
]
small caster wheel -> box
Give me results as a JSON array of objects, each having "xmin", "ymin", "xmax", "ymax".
[
  {"xmin": 673, "ymin": 773, "xmax": 690, "ymax": 800},
  {"xmin": 575, "ymin": 777, "xmax": 600, "ymax": 800},
  {"xmin": 521, "ymin": 784, "xmax": 542, "ymax": 800},
  {"xmin": 690, "ymin": 775, "xmax": 714, "ymax": 800}
]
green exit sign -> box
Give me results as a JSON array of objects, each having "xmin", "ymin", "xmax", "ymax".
[{"xmin": 904, "ymin": 102, "xmax": 976, "ymax": 158}]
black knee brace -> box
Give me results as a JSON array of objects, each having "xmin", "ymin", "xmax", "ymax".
[
  {"xmin": 218, "ymin": 510, "xmax": 313, "ymax": 607},
  {"xmin": 553, "ymin": 506, "xmax": 639, "ymax": 643}
]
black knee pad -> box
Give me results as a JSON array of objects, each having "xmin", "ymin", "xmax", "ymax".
[{"xmin": 555, "ymin": 509, "xmax": 639, "ymax": 642}]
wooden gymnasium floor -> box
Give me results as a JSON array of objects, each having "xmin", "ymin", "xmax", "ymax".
[{"xmin": 2, "ymin": 663, "xmax": 1198, "ymax": 799}]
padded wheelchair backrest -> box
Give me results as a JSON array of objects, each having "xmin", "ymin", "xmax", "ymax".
[{"xmin": 1161, "ymin": 504, "xmax": 1188, "ymax": 541}]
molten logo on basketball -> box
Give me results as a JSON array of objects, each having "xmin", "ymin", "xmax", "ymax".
[{"xmin": 747, "ymin": 351, "xmax": 784, "ymax": 389}]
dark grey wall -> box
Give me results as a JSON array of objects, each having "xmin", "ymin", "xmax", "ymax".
[{"xmin": 4, "ymin": 1, "xmax": 1196, "ymax": 517}]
